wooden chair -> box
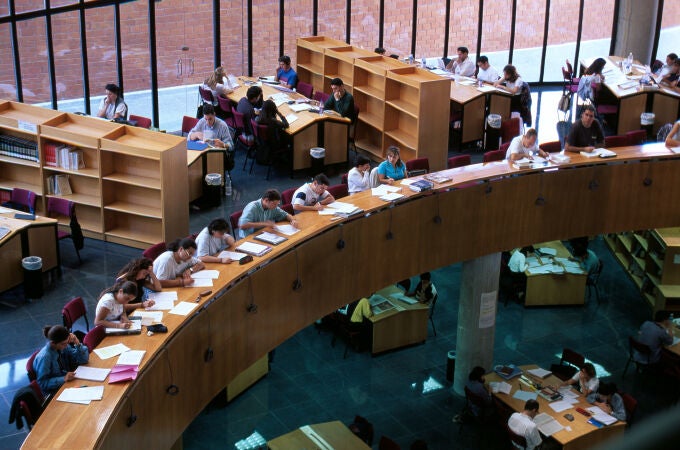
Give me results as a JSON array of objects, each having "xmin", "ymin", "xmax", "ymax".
[
  {"xmin": 129, "ymin": 114, "xmax": 151, "ymax": 129},
  {"xmin": 447, "ymin": 154, "xmax": 471, "ymax": 168},
  {"xmin": 62, "ymin": 296, "xmax": 89, "ymax": 342}
]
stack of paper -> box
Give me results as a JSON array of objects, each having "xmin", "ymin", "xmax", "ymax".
[
  {"xmin": 580, "ymin": 148, "xmax": 617, "ymax": 158},
  {"xmin": 217, "ymin": 250, "xmax": 249, "ymax": 262},
  {"xmin": 390, "ymin": 292, "xmax": 418, "ymax": 305},
  {"xmin": 534, "ymin": 412, "xmax": 564, "ymax": 436},
  {"xmin": 129, "ymin": 310, "xmax": 163, "ymax": 325},
  {"xmin": 323, "ymin": 201, "xmax": 363, "ymax": 217},
  {"xmin": 254, "ymin": 231, "xmax": 287, "ymax": 245},
  {"xmin": 380, "ymin": 192, "xmax": 405, "ymax": 202},
  {"xmin": 285, "ymin": 113, "xmax": 298, "ymax": 124},
  {"xmin": 146, "ymin": 291, "xmax": 178, "ymax": 310},
  {"xmin": 547, "ymin": 400, "xmax": 574, "ymax": 412},
  {"xmin": 109, "ymin": 350, "xmax": 145, "ymax": 383},
  {"xmin": 93, "ymin": 343, "xmax": 130, "ymax": 360},
  {"xmin": 289, "ymin": 103, "xmax": 312, "ymax": 112},
  {"xmin": 587, "ymin": 406, "xmax": 618, "ymax": 425},
  {"xmin": 513, "ymin": 390, "xmax": 538, "ymax": 401},
  {"xmin": 489, "ymin": 381, "xmax": 512, "ymax": 394},
  {"xmin": 191, "ymin": 270, "xmax": 220, "ymax": 279},
  {"xmin": 57, "ymin": 385, "xmax": 104, "ymax": 405},
  {"xmin": 371, "ymin": 185, "xmax": 401, "ymax": 196},
  {"xmin": 236, "ymin": 241, "xmax": 272, "ymax": 256},
  {"xmin": 105, "ymin": 321, "xmax": 142, "ymax": 335},
  {"xmin": 74, "ymin": 366, "xmax": 111, "ymax": 382},
  {"xmin": 527, "ymin": 367, "xmax": 552, "ymax": 379},
  {"xmin": 269, "ymin": 92, "xmax": 291, "ymax": 106},
  {"xmin": 274, "ymin": 224, "xmax": 300, "ymax": 236}
]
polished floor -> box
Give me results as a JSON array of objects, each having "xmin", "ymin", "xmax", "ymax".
[{"xmin": 1, "ymin": 88, "xmax": 677, "ymax": 449}]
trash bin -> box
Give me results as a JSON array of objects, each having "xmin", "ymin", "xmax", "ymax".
[
  {"xmin": 22, "ymin": 256, "xmax": 43, "ymax": 299},
  {"xmin": 485, "ymin": 114, "xmax": 502, "ymax": 151},
  {"xmin": 310, "ymin": 147, "xmax": 325, "ymax": 175},
  {"xmin": 446, "ymin": 350, "xmax": 456, "ymax": 382},
  {"xmin": 641, "ymin": 112, "xmax": 655, "ymax": 141},
  {"xmin": 203, "ymin": 173, "xmax": 222, "ymax": 208}
]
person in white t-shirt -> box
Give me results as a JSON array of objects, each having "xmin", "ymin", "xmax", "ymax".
[
  {"xmin": 153, "ymin": 237, "xmax": 206, "ymax": 288},
  {"xmin": 476, "ymin": 56, "xmax": 500, "ymax": 83},
  {"xmin": 505, "ymin": 129, "xmax": 549, "ymax": 161},
  {"xmin": 446, "ymin": 46, "xmax": 476, "ymax": 77},
  {"xmin": 508, "ymin": 400, "xmax": 543, "ymax": 450},
  {"xmin": 347, "ymin": 155, "xmax": 371, "ymax": 194},
  {"xmin": 292, "ymin": 173, "xmax": 335, "ymax": 212},
  {"xmin": 560, "ymin": 362, "xmax": 599, "ymax": 397},
  {"xmin": 94, "ymin": 280, "xmax": 138, "ymax": 329}
]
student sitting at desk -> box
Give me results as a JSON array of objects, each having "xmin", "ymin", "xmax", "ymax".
[
  {"xmin": 494, "ymin": 65, "xmax": 532, "ymax": 126},
  {"xmin": 635, "ymin": 310, "xmax": 674, "ymax": 365},
  {"xmin": 275, "ymin": 55, "xmax": 298, "ymax": 89},
  {"xmin": 195, "ymin": 218, "xmax": 236, "ymax": 263},
  {"xmin": 94, "ymin": 280, "xmax": 138, "ymax": 329},
  {"xmin": 324, "ymin": 78, "xmax": 357, "ymax": 122},
  {"xmin": 350, "ymin": 297, "xmax": 373, "ymax": 351},
  {"xmin": 187, "ymin": 104, "xmax": 233, "ymax": 150},
  {"xmin": 660, "ymin": 59, "xmax": 680, "ymax": 88},
  {"xmin": 377, "ymin": 146, "xmax": 407, "ymax": 185},
  {"xmin": 408, "ymin": 272, "xmax": 438, "ymax": 304},
  {"xmin": 505, "ymin": 128, "xmax": 549, "ymax": 161},
  {"xmin": 347, "ymin": 155, "xmax": 371, "ymax": 194},
  {"xmin": 237, "ymin": 86, "xmax": 264, "ymax": 143},
  {"xmin": 445, "ymin": 46, "xmax": 475, "ymax": 77},
  {"xmin": 153, "ymin": 238, "xmax": 206, "ymax": 288},
  {"xmin": 33, "ymin": 325, "xmax": 89, "ymax": 396},
  {"xmin": 292, "ymin": 174, "xmax": 335, "ymax": 212},
  {"xmin": 588, "ymin": 382, "xmax": 627, "ymax": 421},
  {"xmin": 476, "ymin": 55, "xmax": 500, "ymax": 83},
  {"xmin": 571, "ymin": 244, "xmax": 598, "ymax": 276},
  {"xmin": 96, "ymin": 83, "xmax": 127, "ymax": 120},
  {"xmin": 255, "ymin": 99, "xmax": 290, "ymax": 150},
  {"xmin": 564, "ymin": 105, "xmax": 604, "ymax": 154},
  {"xmin": 507, "ymin": 399, "xmax": 543, "ymax": 450},
  {"xmin": 577, "ymin": 58, "xmax": 606, "ymax": 104},
  {"xmin": 115, "ymin": 257, "xmax": 159, "ymax": 311},
  {"xmin": 560, "ymin": 362, "xmax": 599, "ymax": 397},
  {"xmin": 665, "ymin": 119, "xmax": 680, "ymax": 148},
  {"xmin": 238, "ymin": 189, "xmax": 297, "ymax": 238},
  {"xmin": 203, "ymin": 66, "xmax": 233, "ymax": 101},
  {"xmin": 463, "ymin": 366, "xmax": 493, "ymax": 420}
]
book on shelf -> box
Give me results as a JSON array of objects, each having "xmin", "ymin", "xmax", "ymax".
[
  {"xmin": 47, "ymin": 174, "xmax": 73, "ymax": 196},
  {"xmin": 0, "ymin": 133, "xmax": 39, "ymax": 162}
]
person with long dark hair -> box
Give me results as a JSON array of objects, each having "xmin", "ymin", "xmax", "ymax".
[
  {"xmin": 96, "ymin": 83, "xmax": 127, "ymax": 119},
  {"xmin": 152, "ymin": 237, "xmax": 205, "ymax": 288},
  {"xmin": 116, "ymin": 257, "xmax": 161, "ymax": 309},
  {"xmin": 195, "ymin": 218, "xmax": 236, "ymax": 263},
  {"xmin": 33, "ymin": 325, "xmax": 89, "ymax": 395},
  {"xmin": 94, "ymin": 280, "xmax": 138, "ymax": 329},
  {"xmin": 377, "ymin": 145, "xmax": 406, "ymax": 185}
]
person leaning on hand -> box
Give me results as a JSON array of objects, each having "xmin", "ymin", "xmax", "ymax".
[
  {"xmin": 292, "ymin": 174, "xmax": 335, "ymax": 212},
  {"xmin": 33, "ymin": 325, "xmax": 89, "ymax": 395},
  {"xmin": 153, "ymin": 238, "xmax": 206, "ymax": 288},
  {"xmin": 195, "ymin": 218, "xmax": 236, "ymax": 264},
  {"xmin": 187, "ymin": 104, "xmax": 233, "ymax": 150},
  {"xmin": 238, "ymin": 189, "xmax": 298, "ymax": 238},
  {"xmin": 94, "ymin": 280, "xmax": 138, "ymax": 329}
]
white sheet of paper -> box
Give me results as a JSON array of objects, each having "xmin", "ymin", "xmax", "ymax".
[
  {"xmin": 380, "ymin": 192, "xmax": 405, "ymax": 201},
  {"xmin": 145, "ymin": 298, "xmax": 175, "ymax": 310},
  {"xmin": 105, "ymin": 321, "xmax": 142, "ymax": 334},
  {"xmin": 217, "ymin": 250, "xmax": 248, "ymax": 261},
  {"xmin": 513, "ymin": 390, "xmax": 538, "ymax": 401},
  {"xmin": 169, "ymin": 301, "xmax": 199, "ymax": 316},
  {"xmin": 129, "ymin": 310, "xmax": 163, "ymax": 324},
  {"xmin": 57, "ymin": 385, "xmax": 104, "ymax": 403},
  {"xmin": 190, "ymin": 270, "xmax": 220, "ymax": 279},
  {"xmin": 0, "ymin": 207, "xmax": 14, "ymax": 214},
  {"xmin": 147, "ymin": 291, "xmax": 178, "ymax": 302},
  {"xmin": 289, "ymin": 103, "xmax": 312, "ymax": 112},
  {"xmin": 74, "ymin": 366, "xmax": 111, "ymax": 382},
  {"xmin": 274, "ymin": 224, "xmax": 300, "ymax": 235},
  {"xmin": 285, "ymin": 113, "xmax": 298, "ymax": 124},
  {"xmin": 527, "ymin": 368, "xmax": 552, "ymax": 378},
  {"xmin": 93, "ymin": 343, "xmax": 130, "ymax": 360},
  {"xmin": 548, "ymin": 400, "xmax": 574, "ymax": 413},
  {"xmin": 117, "ymin": 350, "xmax": 145, "ymax": 366},
  {"xmin": 188, "ymin": 277, "xmax": 213, "ymax": 287},
  {"xmin": 371, "ymin": 185, "xmax": 401, "ymax": 196}
]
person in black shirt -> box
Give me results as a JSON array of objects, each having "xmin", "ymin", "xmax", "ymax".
[{"xmin": 565, "ymin": 105, "xmax": 604, "ymax": 154}]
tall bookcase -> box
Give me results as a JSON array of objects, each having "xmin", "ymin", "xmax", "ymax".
[
  {"xmin": 296, "ymin": 36, "xmax": 450, "ymax": 170},
  {"xmin": 0, "ymin": 101, "xmax": 188, "ymax": 249}
]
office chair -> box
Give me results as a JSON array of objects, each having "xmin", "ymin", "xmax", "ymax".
[
  {"xmin": 198, "ymin": 85, "xmax": 216, "ymax": 106},
  {"xmin": 405, "ymin": 157, "xmax": 430, "ymax": 175},
  {"xmin": 378, "ymin": 436, "xmax": 401, "ymax": 450},
  {"xmin": 83, "ymin": 325, "xmax": 107, "ymax": 352},
  {"xmin": 620, "ymin": 392, "xmax": 638, "ymax": 426},
  {"xmin": 313, "ymin": 91, "xmax": 330, "ymax": 104},
  {"xmin": 217, "ymin": 95, "xmax": 235, "ymax": 127},
  {"xmin": 625, "ymin": 129, "xmax": 646, "ymax": 145},
  {"xmin": 604, "ymin": 135, "xmax": 630, "ymax": 148},
  {"xmin": 2, "ymin": 188, "xmax": 37, "ymax": 213},
  {"xmin": 281, "ymin": 188, "xmax": 296, "ymax": 206},
  {"xmin": 47, "ymin": 197, "xmax": 83, "ymax": 264},
  {"xmin": 500, "ymin": 118, "xmax": 521, "ymax": 144},
  {"xmin": 26, "ymin": 350, "xmax": 39, "ymax": 382},
  {"xmin": 327, "ymin": 183, "xmax": 348, "ymax": 200},
  {"xmin": 483, "ymin": 149, "xmax": 505, "ymax": 163},
  {"xmin": 10, "ymin": 380, "xmax": 45, "ymax": 430},
  {"xmin": 280, "ymin": 203, "xmax": 294, "ymax": 215},
  {"xmin": 350, "ymin": 415, "xmax": 374, "ymax": 446},
  {"xmin": 181, "ymin": 116, "xmax": 199, "ymax": 136},
  {"xmin": 623, "ymin": 336, "xmax": 652, "ymax": 377},
  {"xmin": 296, "ymin": 81, "xmax": 314, "ymax": 99},
  {"xmin": 62, "ymin": 296, "xmax": 90, "ymax": 342},
  {"xmin": 252, "ymin": 120, "xmax": 289, "ymax": 180},
  {"xmin": 229, "ymin": 210, "xmax": 243, "ymax": 240},
  {"xmin": 447, "ymin": 154, "xmax": 471, "ymax": 169},
  {"xmin": 586, "ymin": 258, "xmax": 603, "ymax": 303},
  {"xmin": 457, "ymin": 386, "xmax": 491, "ymax": 433},
  {"xmin": 142, "ymin": 241, "xmax": 167, "ymax": 261},
  {"xmin": 129, "ymin": 114, "xmax": 151, "ymax": 129},
  {"xmin": 232, "ymin": 111, "xmax": 256, "ymax": 170},
  {"xmin": 538, "ymin": 141, "xmax": 561, "ymax": 154},
  {"xmin": 341, "ymin": 173, "xmax": 349, "ymax": 185}
]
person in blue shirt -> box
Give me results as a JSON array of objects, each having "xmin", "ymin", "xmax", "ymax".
[
  {"xmin": 276, "ymin": 55, "xmax": 298, "ymax": 89},
  {"xmin": 377, "ymin": 146, "xmax": 407, "ymax": 185},
  {"xmin": 33, "ymin": 325, "xmax": 89, "ymax": 395}
]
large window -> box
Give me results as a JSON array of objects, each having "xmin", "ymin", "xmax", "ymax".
[
  {"xmin": 579, "ymin": 0, "xmax": 615, "ymax": 69},
  {"xmin": 317, "ymin": 0, "xmax": 347, "ymax": 45},
  {"xmin": 480, "ymin": 0, "xmax": 513, "ymax": 69},
  {"xmin": 416, "ymin": 0, "xmax": 446, "ymax": 59},
  {"xmin": 53, "ymin": 11, "xmax": 85, "ymax": 112},
  {"xmin": 447, "ymin": 0, "xmax": 479, "ymax": 61},
  {"xmin": 17, "ymin": 18, "xmax": 50, "ymax": 104},
  {"xmin": 657, "ymin": 0, "xmax": 680, "ymax": 63},
  {"xmin": 0, "ymin": 24, "xmax": 15, "ymax": 101},
  {"xmin": 514, "ymin": 0, "xmax": 546, "ymax": 82},
  {"xmin": 85, "ymin": 6, "xmax": 116, "ymax": 114}
]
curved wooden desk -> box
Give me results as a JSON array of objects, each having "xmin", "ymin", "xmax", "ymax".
[{"xmin": 23, "ymin": 143, "xmax": 680, "ymax": 449}]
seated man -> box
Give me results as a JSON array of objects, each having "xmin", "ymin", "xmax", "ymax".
[
  {"xmin": 508, "ymin": 399, "xmax": 542, "ymax": 450},
  {"xmin": 446, "ymin": 46, "xmax": 476, "ymax": 77},
  {"xmin": 324, "ymin": 78, "xmax": 356, "ymax": 122},
  {"xmin": 187, "ymin": 104, "xmax": 233, "ymax": 150},
  {"xmin": 505, "ymin": 128, "xmax": 549, "ymax": 161},
  {"xmin": 452, "ymin": 366, "xmax": 492, "ymax": 422},
  {"xmin": 634, "ymin": 310, "xmax": 673, "ymax": 364},
  {"xmin": 564, "ymin": 105, "xmax": 604, "ymax": 154},
  {"xmin": 238, "ymin": 189, "xmax": 297, "ymax": 238},
  {"xmin": 349, "ymin": 297, "xmax": 373, "ymax": 351},
  {"xmin": 275, "ymin": 55, "xmax": 298, "ymax": 89},
  {"xmin": 237, "ymin": 86, "xmax": 263, "ymax": 142},
  {"xmin": 476, "ymin": 55, "xmax": 500, "ymax": 83},
  {"xmin": 571, "ymin": 244, "xmax": 598, "ymax": 276},
  {"xmin": 408, "ymin": 272, "xmax": 438, "ymax": 304},
  {"xmin": 292, "ymin": 173, "xmax": 335, "ymax": 212}
]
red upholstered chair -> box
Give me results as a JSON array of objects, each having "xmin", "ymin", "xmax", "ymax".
[
  {"xmin": 129, "ymin": 114, "xmax": 151, "ymax": 129},
  {"xmin": 2, "ymin": 188, "xmax": 37, "ymax": 213},
  {"xmin": 198, "ymin": 85, "xmax": 215, "ymax": 105},
  {"xmin": 562, "ymin": 67, "xmax": 579, "ymax": 94},
  {"xmin": 539, "ymin": 141, "xmax": 562, "ymax": 154},
  {"xmin": 281, "ymin": 188, "xmax": 296, "ymax": 205},
  {"xmin": 604, "ymin": 135, "xmax": 630, "ymax": 148},
  {"xmin": 620, "ymin": 392, "xmax": 638, "ymax": 426},
  {"xmin": 232, "ymin": 111, "xmax": 257, "ymax": 170},
  {"xmin": 26, "ymin": 350, "xmax": 39, "ymax": 382},
  {"xmin": 341, "ymin": 173, "xmax": 349, "ymax": 185},
  {"xmin": 229, "ymin": 210, "xmax": 243, "ymax": 239},
  {"xmin": 592, "ymin": 83, "xmax": 618, "ymax": 117},
  {"xmin": 142, "ymin": 241, "xmax": 167, "ymax": 261},
  {"xmin": 506, "ymin": 424, "xmax": 528, "ymax": 449},
  {"xmin": 565, "ymin": 59, "xmax": 579, "ymax": 81},
  {"xmin": 405, "ymin": 157, "xmax": 430, "ymax": 175},
  {"xmin": 327, "ymin": 183, "xmax": 348, "ymax": 200},
  {"xmin": 486, "ymin": 143, "xmax": 510, "ymax": 162},
  {"xmin": 47, "ymin": 197, "xmax": 83, "ymax": 264},
  {"xmin": 378, "ymin": 435, "xmax": 401, "ymax": 450},
  {"xmin": 448, "ymin": 154, "xmax": 471, "ymax": 168},
  {"xmin": 625, "ymin": 129, "xmax": 647, "ymax": 146},
  {"xmin": 297, "ymin": 81, "xmax": 314, "ymax": 99},
  {"xmin": 83, "ymin": 325, "xmax": 106, "ymax": 352},
  {"xmin": 251, "ymin": 120, "xmax": 289, "ymax": 180},
  {"xmin": 280, "ymin": 203, "xmax": 294, "ymax": 215},
  {"xmin": 500, "ymin": 118, "xmax": 521, "ymax": 144},
  {"xmin": 181, "ymin": 116, "xmax": 199, "ymax": 136},
  {"xmin": 217, "ymin": 95, "xmax": 235, "ymax": 127},
  {"xmin": 62, "ymin": 296, "xmax": 89, "ymax": 341},
  {"xmin": 313, "ymin": 91, "xmax": 330, "ymax": 104}
]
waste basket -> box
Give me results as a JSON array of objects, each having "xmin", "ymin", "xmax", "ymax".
[
  {"xmin": 22, "ymin": 256, "xmax": 43, "ymax": 299},
  {"xmin": 310, "ymin": 147, "xmax": 325, "ymax": 175},
  {"xmin": 203, "ymin": 173, "xmax": 222, "ymax": 208},
  {"xmin": 446, "ymin": 350, "xmax": 456, "ymax": 382},
  {"xmin": 485, "ymin": 114, "xmax": 502, "ymax": 150},
  {"xmin": 641, "ymin": 112, "xmax": 655, "ymax": 141}
]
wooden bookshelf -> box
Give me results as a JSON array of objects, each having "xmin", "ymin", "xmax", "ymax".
[
  {"xmin": 296, "ymin": 36, "xmax": 347, "ymax": 95},
  {"xmin": 323, "ymin": 46, "xmax": 374, "ymax": 93}
]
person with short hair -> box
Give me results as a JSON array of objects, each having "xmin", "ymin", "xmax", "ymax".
[
  {"xmin": 188, "ymin": 104, "xmax": 233, "ymax": 149},
  {"xmin": 572, "ymin": 245, "xmax": 598, "ymax": 276},
  {"xmin": 377, "ymin": 145, "xmax": 407, "ymax": 185},
  {"xmin": 464, "ymin": 366, "xmax": 492, "ymax": 417},
  {"xmin": 348, "ymin": 155, "xmax": 371, "ymax": 194},
  {"xmin": 564, "ymin": 105, "xmax": 604, "ymax": 153},
  {"xmin": 476, "ymin": 55, "xmax": 500, "ymax": 83},
  {"xmin": 560, "ymin": 362, "xmax": 599, "ymax": 397},
  {"xmin": 660, "ymin": 59, "xmax": 680, "ymax": 87},
  {"xmin": 33, "ymin": 325, "xmax": 89, "ymax": 395},
  {"xmin": 238, "ymin": 189, "xmax": 297, "ymax": 238},
  {"xmin": 505, "ymin": 128, "xmax": 549, "ymax": 161},
  {"xmin": 94, "ymin": 280, "xmax": 138, "ymax": 329},
  {"xmin": 655, "ymin": 52, "xmax": 678, "ymax": 77},
  {"xmin": 507, "ymin": 246, "xmax": 532, "ymax": 298},
  {"xmin": 508, "ymin": 399, "xmax": 542, "ymax": 450},
  {"xmin": 276, "ymin": 55, "xmax": 298, "ymax": 89},
  {"xmin": 195, "ymin": 218, "xmax": 236, "ymax": 263},
  {"xmin": 446, "ymin": 46, "xmax": 475, "ymax": 77},
  {"xmin": 589, "ymin": 382, "xmax": 627, "ymax": 421},
  {"xmin": 634, "ymin": 310, "xmax": 673, "ymax": 364},
  {"xmin": 237, "ymin": 85, "xmax": 264, "ymax": 140},
  {"xmin": 409, "ymin": 272, "xmax": 438, "ymax": 304},
  {"xmin": 292, "ymin": 174, "xmax": 335, "ymax": 212},
  {"xmin": 324, "ymin": 78, "xmax": 356, "ymax": 122},
  {"xmin": 153, "ymin": 238, "xmax": 206, "ymax": 288},
  {"xmin": 115, "ymin": 257, "xmax": 160, "ymax": 310},
  {"xmin": 97, "ymin": 83, "xmax": 127, "ymax": 120}
]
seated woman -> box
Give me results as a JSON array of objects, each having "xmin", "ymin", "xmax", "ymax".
[
  {"xmin": 377, "ymin": 146, "xmax": 407, "ymax": 185},
  {"xmin": 33, "ymin": 325, "xmax": 89, "ymax": 395},
  {"xmin": 665, "ymin": 119, "xmax": 680, "ymax": 147},
  {"xmin": 347, "ymin": 155, "xmax": 371, "ymax": 194},
  {"xmin": 203, "ymin": 66, "xmax": 233, "ymax": 102},
  {"xmin": 152, "ymin": 238, "xmax": 205, "ymax": 288},
  {"xmin": 494, "ymin": 65, "xmax": 532, "ymax": 125},
  {"xmin": 96, "ymin": 83, "xmax": 127, "ymax": 120},
  {"xmin": 195, "ymin": 218, "xmax": 236, "ymax": 263},
  {"xmin": 660, "ymin": 59, "xmax": 680, "ymax": 88},
  {"xmin": 560, "ymin": 362, "xmax": 599, "ymax": 397},
  {"xmin": 255, "ymin": 99, "xmax": 290, "ymax": 150},
  {"xmin": 460, "ymin": 366, "xmax": 493, "ymax": 420},
  {"xmin": 94, "ymin": 280, "xmax": 138, "ymax": 329},
  {"xmin": 588, "ymin": 382, "xmax": 627, "ymax": 421},
  {"xmin": 115, "ymin": 257, "xmax": 160, "ymax": 311}
]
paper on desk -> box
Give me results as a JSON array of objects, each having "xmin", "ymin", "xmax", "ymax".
[
  {"xmin": 527, "ymin": 368, "xmax": 552, "ymax": 378},
  {"xmin": 269, "ymin": 93, "xmax": 290, "ymax": 106},
  {"xmin": 57, "ymin": 385, "xmax": 104, "ymax": 404},
  {"xmin": 534, "ymin": 413, "xmax": 564, "ymax": 436},
  {"xmin": 190, "ymin": 270, "xmax": 219, "ymax": 279},
  {"xmin": 129, "ymin": 310, "xmax": 163, "ymax": 324},
  {"xmin": 399, "ymin": 178, "xmax": 419, "ymax": 185},
  {"xmin": 274, "ymin": 224, "xmax": 300, "ymax": 236},
  {"xmin": 558, "ymin": 387, "xmax": 579, "ymax": 400},
  {"xmin": 548, "ymin": 400, "xmax": 574, "ymax": 413},
  {"xmin": 371, "ymin": 185, "xmax": 401, "ymax": 196},
  {"xmin": 513, "ymin": 390, "xmax": 538, "ymax": 401},
  {"xmin": 147, "ymin": 291, "xmax": 178, "ymax": 302},
  {"xmin": 526, "ymin": 257, "xmax": 541, "ymax": 268},
  {"xmin": 170, "ymin": 301, "xmax": 199, "ymax": 316},
  {"xmin": 587, "ymin": 407, "xmax": 618, "ymax": 425},
  {"xmin": 109, "ymin": 369, "xmax": 138, "ymax": 384},
  {"xmin": 74, "ymin": 366, "xmax": 111, "ymax": 382},
  {"xmin": 105, "ymin": 321, "xmax": 142, "ymax": 334},
  {"xmin": 380, "ymin": 192, "xmax": 405, "ymax": 202},
  {"xmin": 527, "ymin": 264, "xmax": 564, "ymax": 275},
  {"xmin": 669, "ymin": 146, "xmax": 680, "ymax": 154},
  {"xmin": 93, "ymin": 343, "xmax": 130, "ymax": 360},
  {"xmin": 537, "ymin": 247, "xmax": 557, "ymax": 256},
  {"xmin": 218, "ymin": 250, "xmax": 249, "ymax": 261},
  {"xmin": 0, "ymin": 207, "xmax": 13, "ymax": 214},
  {"xmin": 457, "ymin": 79, "xmax": 476, "ymax": 86},
  {"xmin": 117, "ymin": 350, "xmax": 146, "ymax": 366},
  {"xmin": 285, "ymin": 113, "xmax": 298, "ymax": 124},
  {"xmin": 477, "ymin": 85, "xmax": 497, "ymax": 92},
  {"xmin": 289, "ymin": 103, "xmax": 312, "ymax": 112},
  {"xmin": 672, "ymin": 336, "xmax": 680, "ymax": 346},
  {"xmin": 430, "ymin": 68, "xmax": 448, "ymax": 76},
  {"xmin": 325, "ymin": 201, "xmax": 361, "ymax": 214},
  {"xmin": 145, "ymin": 298, "xmax": 175, "ymax": 310},
  {"xmin": 489, "ymin": 381, "xmax": 512, "ymax": 394},
  {"xmin": 189, "ymin": 277, "xmax": 213, "ymax": 287}
]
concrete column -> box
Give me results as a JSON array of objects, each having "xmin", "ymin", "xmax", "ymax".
[
  {"xmin": 453, "ymin": 252, "xmax": 500, "ymax": 395},
  {"xmin": 613, "ymin": 0, "xmax": 660, "ymax": 65}
]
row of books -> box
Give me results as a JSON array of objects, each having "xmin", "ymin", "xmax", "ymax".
[
  {"xmin": 46, "ymin": 174, "xmax": 72, "ymax": 196},
  {"xmin": 44, "ymin": 141, "xmax": 85, "ymax": 170},
  {"xmin": 0, "ymin": 133, "xmax": 39, "ymax": 162}
]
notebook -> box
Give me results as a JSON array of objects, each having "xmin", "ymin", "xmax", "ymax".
[
  {"xmin": 105, "ymin": 320, "xmax": 142, "ymax": 335},
  {"xmin": 254, "ymin": 231, "xmax": 287, "ymax": 245},
  {"xmin": 235, "ymin": 241, "xmax": 272, "ymax": 256}
]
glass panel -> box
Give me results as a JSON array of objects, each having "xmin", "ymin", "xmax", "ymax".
[
  {"xmin": 284, "ymin": 0, "xmax": 313, "ymax": 73},
  {"xmin": 448, "ymin": 0, "xmax": 479, "ymax": 61},
  {"xmin": 657, "ymin": 1, "xmax": 680, "ymax": 63},
  {"xmin": 251, "ymin": 0, "xmax": 280, "ymax": 77},
  {"xmin": 350, "ymin": 0, "xmax": 379, "ymax": 53},
  {"xmin": 85, "ymin": 6, "xmax": 116, "ymax": 115},
  {"xmin": 51, "ymin": 0, "xmax": 78, "ymax": 7},
  {"xmin": 317, "ymin": 0, "xmax": 346, "ymax": 44},
  {"xmin": 415, "ymin": 0, "xmax": 446, "ymax": 61},
  {"xmin": 120, "ymin": 1, "xmax": 151, "ymax": 124},
  {"xmin": 480, "ymin": 0, "xmax": 513, "ymax": 75},
  {"xmin": 15, "ymin": 0, "xmax": 43, "ymax": 14},
  {"xmin": 0, "ymin": 2, "xmax": 8, "ymax": 16},
  {"xmin": 17, "ymin": 18, "xmax": 50, "ymax": 104},
  {"xmin": 53, "ymin": 11, "xmax": 85, "ymax": 113},
  {"xmin": 579, "ymin": 0, "xmax": 615, "ymax": 68},
  {"xmin": 220, "ymin": 1, "xmax": 246, "ymax": 76},
  {"xmin": 513, "ymin": 0, "xmax": 546, "ymax": 82},
  {"xmin": 0, "ymin": 23, "xmax": 16, "ymax": 101},
  {"xmin": 383, "ymin": 2, "xmax": 413, "ymax": 59},
  {"xmin": 544, "ymin": 0, "xmax": 580, "ymax": 82}
]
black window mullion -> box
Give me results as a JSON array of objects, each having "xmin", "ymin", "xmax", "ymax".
[
  {"xmin": 247, "ymin": 0, "xmax": 252, "ymax": 76},
  {"xmin": 476, "ymin": 0, "xmax": 484, "ymax": 58},
  {"xmin": 411, "ymin": 0, "xmax": 417, "ymax": 57},
  {"xmin": 312, "ymin": 0, "xmax": 318, "ymax": 36},
  {"xmin": 346, "ymin": 0, "xmax": 351, "ymax": 43},
  {"xmin": 508, "ymin": 0, "xmax": 517, "ymax": 63},
  {"xmin": 378, "ymin": 0, "xmax": 384, "ymax": 47},
  {"xmin": 8, "ymin": 0, "xmax": 23, "ymax": 102},
  {"xmin": 651, "ymin": 0, "xmax": 664, "ymax": 64},
  {"xmin": 572, "ymin": 0, "xmax": 585, "ymax": 78},
  {"xmin": 279, "ymin": 0, "xmax": 284, "ymax": 57},
  {"xmin": 44, "ymin": 0, "xmax": 58, "ymax": 109},
  {"xmin": 609, "ymin": 0, "xmax": 621, "ymax": 56},
  {"xmin": 79, "ymin": 0, "xmax": 91, "ymax": 114},
  {"xmin": 538, "ymin": 0, "xmax": 551, "ymax": 82},
  {"xmin": 147, "ymin": 0, "xmax": 159, "ymax": 127},
  {"xmin": 213, "ymin": 0, "xmax": 220, "ymax": 67},
  {"xmin": 443, "ymin": 0, "xmax": 451, "ymax": 58},
  {"xmin": 114, "ymin": 2, "xmax": 123, "ymax": 92}
]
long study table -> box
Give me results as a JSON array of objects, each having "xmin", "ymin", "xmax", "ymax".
[{"xmin": 23, "ymin": 142, "xmax": 680, "ymax": 449}]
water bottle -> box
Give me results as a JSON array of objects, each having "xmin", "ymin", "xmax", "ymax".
[
  {"xmin": 408, "ymin": 54, "xmax": 414, "ymax": 65},
  {"xmin": 224, "ymin": 174, "xmax": 232, "ymax": 196}
]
